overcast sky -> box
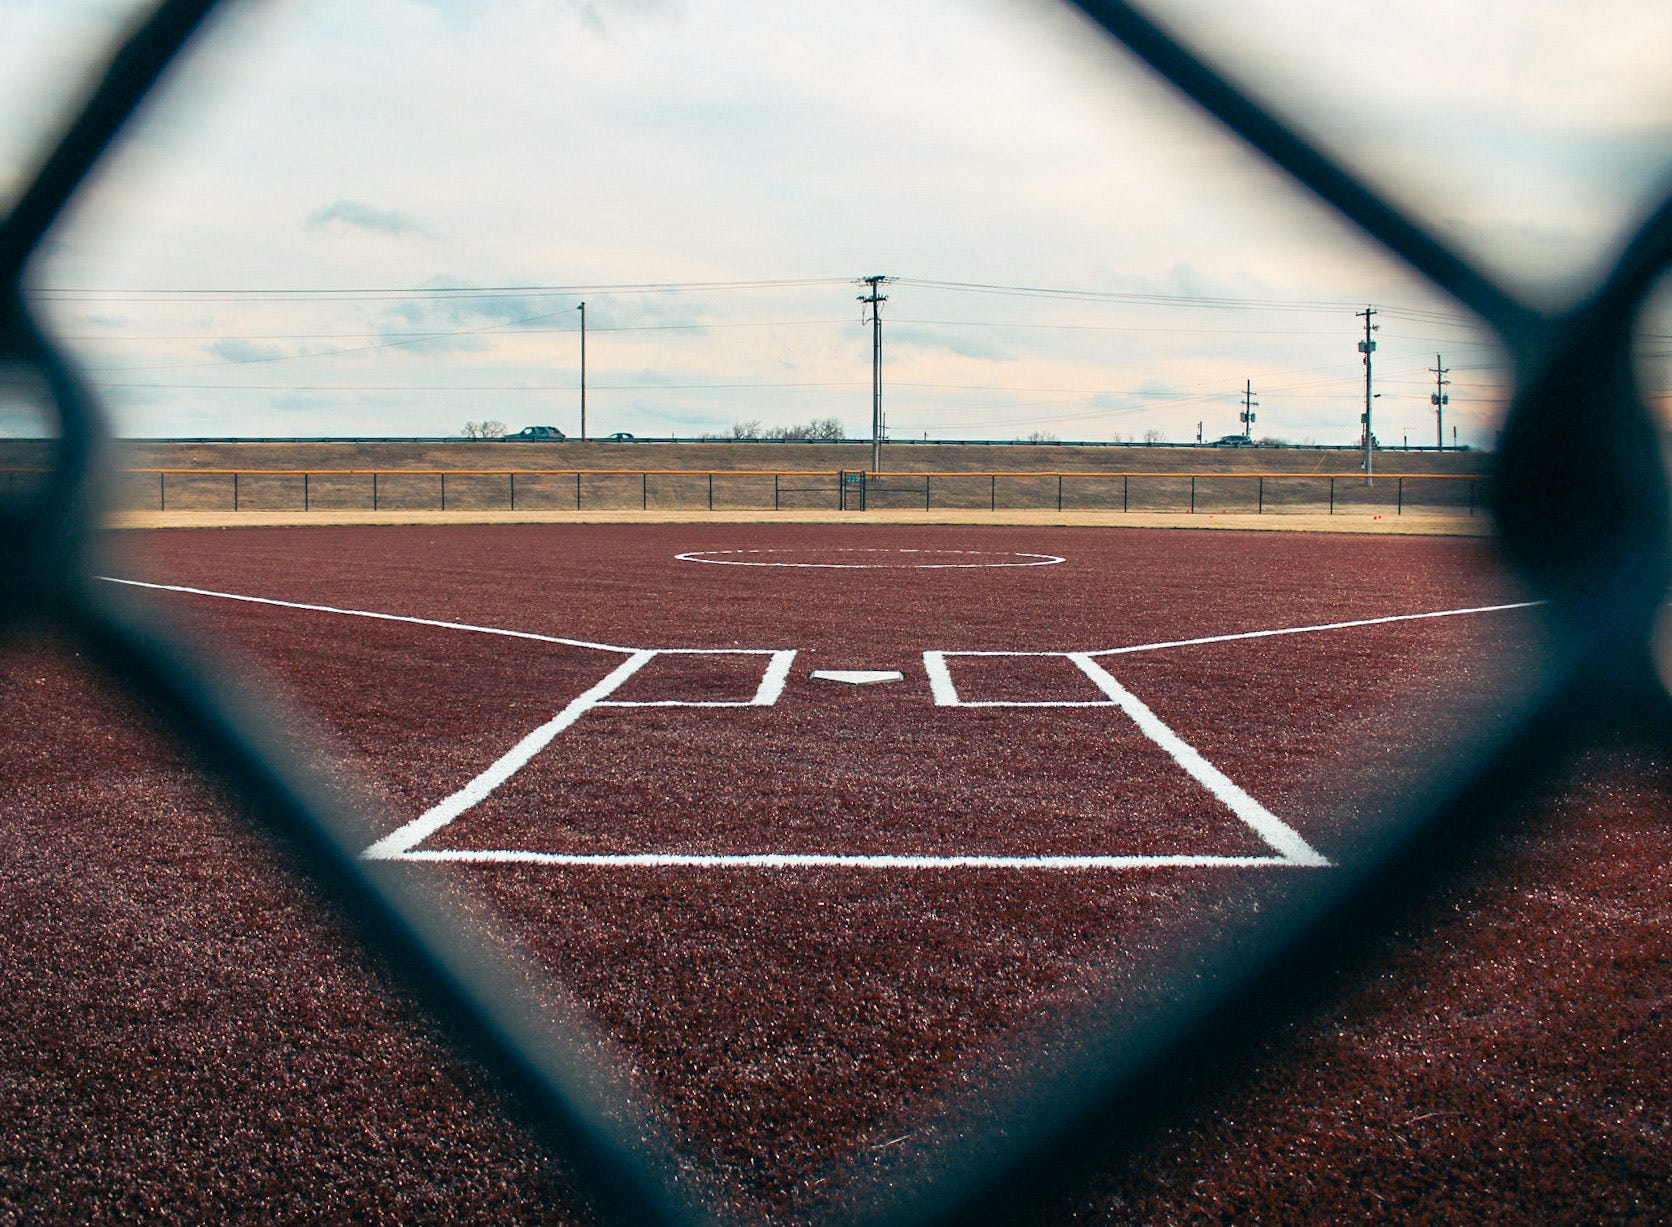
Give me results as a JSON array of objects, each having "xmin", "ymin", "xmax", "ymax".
[{"xmin": 5, "ymin": 0, "xmax": 1671, "ymax": 444}]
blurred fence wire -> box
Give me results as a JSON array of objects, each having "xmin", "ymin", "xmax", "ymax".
[{"xmin": 3, "ymin": 1, "xmax": 1670, "ymax": 1224}]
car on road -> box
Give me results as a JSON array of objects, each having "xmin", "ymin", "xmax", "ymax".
[
  {"xmin": 606, "ymin": 431, "xmax": 635, "ymax": 440},
  {"xmin": 509, "ymin": 425, "xmax": 565, "ymax": 440},
  {"xmin": 1213, "ymin": 434, "xmax": 1254, "ymax": 446}
]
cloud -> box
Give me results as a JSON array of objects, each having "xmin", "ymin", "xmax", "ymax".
[
  {"xmin": 305, "ymin": 199, "xmax": 428, "ymax": 238},
  {"xmin": 891, "ymin": 326, "xmax": 1016, "ymax": 364},
  {"xmin": 206, "ymin": 338, "xmax": 286, "ymax": 363}
]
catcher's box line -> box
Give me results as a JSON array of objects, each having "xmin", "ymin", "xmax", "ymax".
[{"xmin": 365, "ymin": 644, "xmax": 1326, "ymax": 869}]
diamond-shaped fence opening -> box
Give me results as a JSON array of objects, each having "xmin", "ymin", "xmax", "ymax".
[{"xmin": 4, "ymin": 1, "xmax": 1670, "ymax": 1224}]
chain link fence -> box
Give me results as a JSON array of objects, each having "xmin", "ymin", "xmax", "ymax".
[{"xmin": 3, "ymin": 1, "xmax": 1669, "ymax": 1223}]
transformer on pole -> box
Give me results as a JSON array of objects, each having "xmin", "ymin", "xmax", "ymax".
[
  {"xmin": 1357, "ymin": 306, "xmax": 1377, "ymax": 483},
  {"xmin": 577, "ymin": 301, "xmax": 587, "ymax": 442},
  {"xmin": 1431, "ymin": 353, "xmax": 1450, "ymax": 450},
  {"xmin": 858, "ymin": 275, "xmax": 891, "ymax": 473},
  {"xmin": 1241, "ymin": 379, "xmax": 1258, "ymax": 440}
]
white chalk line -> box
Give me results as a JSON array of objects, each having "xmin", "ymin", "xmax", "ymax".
[
  {"xmin": 363, "ymin": 650, "xmax": 657, "ymax": 859},
  {"xmin": 597, "ymin": 648, "xmax": 796, "ymax": 708},
  {"xmin": 100, "ymin": 577, "xmax": 639, "ymax": 655},
  {"xmin": 675, "ymin": 548, "xmax": 1064, "ymax": 569},
  {"xmin": 1069, "ymin": 654, "xmax": 1327, "ymax": 866},
  {"xmin": 922, "ymin": 651, "xmax": 1327, "ymax": 867},
  {"xmin": 104, "ymin": 574, "xmax": 1527, "ymax": 873},
  {"xmin": 386, "ymin": 644, "xmax": 1323, "ymax": 869},
  {"xmin": 1089, "ymin": 601, "xmax": 1540, "ymax": 657},
  {"xmin": 104, "ymin": 578, "xmax": 1532, "ymax": 667},
  {"xmin": 389, "ymin": 851, "xmax": 1300, "ymax": 870}
]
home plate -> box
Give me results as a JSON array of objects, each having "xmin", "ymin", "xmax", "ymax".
[{"xmin": 811, "ymin": 670, "xmax": 904, "ymax": 685}]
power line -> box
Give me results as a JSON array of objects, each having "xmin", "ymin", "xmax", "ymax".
[
  {"xmin": 58, "ymin": 318, "xmax": 852, "ymax": 342},
  {"xmin": 30, "ymin": 276, "xmax": 855, "ymax": 303},
  {"xmin": 895, "ymin": 276, "xmax": 1376, "ymax": 314},
  {"xmin": 34, "ymin": 274, "xmax": 1487, "ymax": 327}
]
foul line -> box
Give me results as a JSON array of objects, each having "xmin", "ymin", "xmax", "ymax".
[
  {"xmin": 1090, "ymin": 600, "xmax": 1540, "ymax": 657},
  {"xmin": 99, "ymin": 577, "xmax": 639, "ymax": 655}
]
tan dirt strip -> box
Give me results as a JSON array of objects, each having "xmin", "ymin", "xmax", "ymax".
[{"xmin": 105, "ymin": 507, "xmax": 1493, "ymax": 536}]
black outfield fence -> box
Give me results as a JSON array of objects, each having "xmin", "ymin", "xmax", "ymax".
[
  {"xmin": 99, "ymin": 466, "xmax": 1485, "ymax": 516},
  {"xmin": 5, "ymin": 1, "xmax": 1670, "ymax": 1225}
]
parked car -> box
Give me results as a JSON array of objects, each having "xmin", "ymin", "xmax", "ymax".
[
  {"xmin": 606, "ymin": 431, "xmax": 635, "ymax": 440},
  {"xmin": 1213, "ymin": 434, "xmax": 1254, "ymax": 447},
  {"xmin": 509, "ymin": 425, "xmax": 565, "ymax": 440}
]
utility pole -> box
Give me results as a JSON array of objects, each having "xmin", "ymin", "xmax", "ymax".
[
  {"xmin": 857, "ymin": 275, "xmax": 891, "ymax": 472},
  {"xmin": 1357, "ymin": 306, "xmax": 1377, "ymax": 483},
  {"xmin": 1240, "ymin": 379, "xmax": 1258, "ymax": 440},
  {"xmin": 577, "ymin": 301, "xmax": 587, "ymax": 441},
  {"xmin": 1430, "ymin": 353, "xmax": 1450, "ymax": 450}
]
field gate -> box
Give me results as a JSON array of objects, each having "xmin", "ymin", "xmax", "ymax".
[{"xmin": 840, "ymin": 469, "xmax": 867, "ymax": 511}]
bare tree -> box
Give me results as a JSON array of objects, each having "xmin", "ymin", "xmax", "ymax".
[
  {"xmin": 1142, "ymin": 428, "xmax": 1166, "ymax": 444},
  {"xmin": 461, "ymin": 420, "xmax": 509, "ymax": 439},
  {"xmin": 1023, "ymin": 430, "xmax": 1060, "ymax": 444},
  {"xmin": 758, "ymin": 418, "xmax": 847, "ymax": 441},
  {"xmin": 730, "ymin": 420, "xmax": 763, "ymax": 440}
]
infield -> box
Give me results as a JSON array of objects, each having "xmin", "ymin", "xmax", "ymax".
[{"xmin": 49, "ymin": 519, "xmax": 1567, "ymax": 1220}]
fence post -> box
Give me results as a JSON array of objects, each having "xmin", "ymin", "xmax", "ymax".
[
  {"xmin": 990, "ymin": 473, "xmax": 996, "ymax": 512},
  {"xmin": 575, "ymin": 472, "xmax": 581, "ymax": 511},
  {"xmin": 1057, "ymin": 474, "xmax": 1063, "ymax": 512},
  {"xmin": 304, "ymin": 473, "xmax": 310, "ymax": 512},
  {"xmin": 439, "ymin": 473, "xmax": 445, "ymax": 512},
  {"xmin": 509, "ymin": 472, "xmax": 516, "ymax": 511},
  {"xmin": 708, "ymin": 473, "xmax": 713, "ymax": 511},
  {"xmin": 1398, "ymin": 476, "xmax": 1404, "ymax": 515},
  {"xmin": 1469, "ymin": 478, "xmax": 1476, "ymax": 517},
  {"xmin": 1123, "ymin": 474, "xmax": 1129, "ymax": 513},
  {"xmin": 1258, "ymin": 475, "xmax": 1263, "ymax": 514},
  {"xmin": 160, "ymin": 471, "xmax": 165, "ymax": 511},
  {"xmin": 233, "ymin": 471, "xmax": 238, "ymax": 512},
  {"xmin": 643, "ymin": 472, "xmax": 648, "ymax": 510},
  {"xmin": 1329, "ymin": 476, "xmax": 1335, "ymax": 515},
  {"xmin": 925, "ymin": 475, "xmax": 931, "ymax": 511},
  {"xmin": 1190, "ymin": 475, "xmax": 1196, "ymax": 513},
  {"xmin": 372, "ymin": 472, "xmax": 378, "ymax": 511},
  {"xmin": 775, "ymin": 473, "xmax": 780, "ymax": 511}
]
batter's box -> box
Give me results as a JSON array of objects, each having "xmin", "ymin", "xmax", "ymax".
[
  {"xmin": 362, "ymin": 644, "xmax": 1328, "ymax": 870},
  {"xmin": 923, "ymin": 651, "xmax": 1111, "ymax": 705},
  {"xmin": 603, "ymin": 648, "xmax": 796, "ymax": 707}
]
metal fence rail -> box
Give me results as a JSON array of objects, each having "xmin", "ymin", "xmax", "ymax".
[
  {"xmin": 4, "ymin": 2, "xmax": 1669, "ymax": 1225},
  {"xmin": 83, "ymin": 466, "xmax": 1487, "ymax": 516}
]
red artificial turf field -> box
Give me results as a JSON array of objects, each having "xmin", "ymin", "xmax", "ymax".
[{"xmin": 4, "ymin": 522, "xmax": 1669, "ymax": 1223}]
